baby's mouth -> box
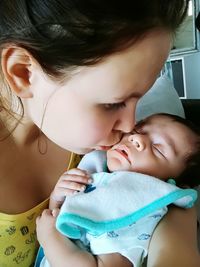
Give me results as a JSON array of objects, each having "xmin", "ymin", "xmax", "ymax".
[{"xmin": 115, "ymin": 146, "xmax": 131, "ymax": 164}]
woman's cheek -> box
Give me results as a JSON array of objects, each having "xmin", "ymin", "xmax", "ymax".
[
  {"xmin": 87, "ymin": 119, "xmax": 113, "ymax": 144},
  {"xmin": 88, "ymin": 125, "xmax": 109, "ymax": 144}
]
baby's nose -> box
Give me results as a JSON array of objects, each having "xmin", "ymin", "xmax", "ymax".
[{"xmin": 128, "ymin": 134, "xmax": 145, "ymax": 151}]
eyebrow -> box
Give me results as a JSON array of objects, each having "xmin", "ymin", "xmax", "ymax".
[{"xmin": 114, "ymin": 92, "xmax": 143, "ymax": 101}]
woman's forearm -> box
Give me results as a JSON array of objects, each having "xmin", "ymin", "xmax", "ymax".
[
  {"xmin": 43, "ymin": 231, "xmax": 132, "ymax": 267},
  {"xmin": 147, "ymin": 206, "xmax": 200, "ymax": 267},
  {"xmin": 43, "ymin": 233, "xmax": 98, "ymax": 267}
]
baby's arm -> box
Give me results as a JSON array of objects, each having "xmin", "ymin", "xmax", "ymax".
[
  {"xmin": 36, "ymin": 209, "xmax": 132, "ymax": 267},
  {"xmin": 49, "ymin": 168, "xmax": 92, "ymax": 210}
]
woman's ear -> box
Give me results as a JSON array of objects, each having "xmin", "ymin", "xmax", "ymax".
[{"xmin": 1, "ymin": 46, "xmax": 34, "ymax": 98}]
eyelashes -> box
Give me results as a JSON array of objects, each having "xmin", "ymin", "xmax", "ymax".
[
  {"xmin": 152, "ymin": 145, "xmax": 165, "ymax": 158},
  {"xmin": 132, "ymin": 127, "xmax": 167, "ymax": 159},
  {"xmin": 104, "ymin": 102, "xmax": 126, "ymax": 111}
]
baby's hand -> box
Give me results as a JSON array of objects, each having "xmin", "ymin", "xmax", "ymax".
[{"xmin": 50, "ymin": 168, "xmax": 92, "ymax": 209}]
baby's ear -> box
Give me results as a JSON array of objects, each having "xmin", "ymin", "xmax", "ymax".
[{"xmin": 1, "ymin": 46, "xmax": 34, "ymax": 98}]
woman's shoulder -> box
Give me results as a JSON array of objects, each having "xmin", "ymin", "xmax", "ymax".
[{"xmin": 147, "ymin": 207, "xmax": 200, "ymax": 267}]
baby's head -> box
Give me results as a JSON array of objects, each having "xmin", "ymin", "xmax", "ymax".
[{"xmin": 107, "ymin": 113, "xmax": 200, "ymax": 188}]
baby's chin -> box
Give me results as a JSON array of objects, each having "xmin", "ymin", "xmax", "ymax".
[{"xmin": 107, "ymin": 158, "xmax": 131, "ymax": 172}]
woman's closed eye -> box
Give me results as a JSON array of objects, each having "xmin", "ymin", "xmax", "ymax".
[{"xmin": 103, "ymin": 102, "xmax": 126, "ymax": 111}]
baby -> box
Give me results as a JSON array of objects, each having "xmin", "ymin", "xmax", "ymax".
[{"xmin": 36, "ymin": 113, "xmax": 200, "ymax": 267}]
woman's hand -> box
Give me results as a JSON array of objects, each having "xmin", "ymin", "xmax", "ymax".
[
  {"xmin": 36, "ymin": 208, "xmax": 132, "ymax": 267},
  {"xmin": 36, "ymin": 208, "xmax": 60, "ymax": 248},
  {"xmin": 49, "ymin": 168, "xmax": 92, "ymax": 210}
]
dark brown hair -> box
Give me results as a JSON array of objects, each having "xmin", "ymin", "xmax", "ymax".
[
  {"xmin": 0, "ymin": 0, "xmax": 189, "ymax": 130},
  {"xmin": 0, "ymin": 0, "xmax": 189, "ymax": 77},
  {"xmin": 153, "ymin": 113, "xmax": 200, "ymax": 188}
]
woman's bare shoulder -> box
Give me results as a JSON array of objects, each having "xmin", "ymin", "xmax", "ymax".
[{"xmin": 146, "ymin": 207, "xmax": 200, "ymax": 267}]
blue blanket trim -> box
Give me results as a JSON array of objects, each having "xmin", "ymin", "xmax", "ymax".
[
  {"xmin": 56, "ymin": 188, "xmax": 197, "ymax": 238},
  {"xmin": 34, "ymin": 246, "xmax": 45, "ymax": 267}
]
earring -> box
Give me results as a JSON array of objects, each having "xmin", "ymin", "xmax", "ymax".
[
  {"xmin": 37, "ymin": 103, "xmax": 48, "ymax": 155},
  {"xmin": 37, "ymin": 129, "xmax": 48, "ymax": 155}
]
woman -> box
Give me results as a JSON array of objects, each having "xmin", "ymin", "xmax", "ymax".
[{"xmin": 0, "ymin": 1, "xmax": 198, "ymax": 266}]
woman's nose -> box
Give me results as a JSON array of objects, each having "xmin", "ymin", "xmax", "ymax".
[
  {"xmin": 128, "ymin": 134, "xmax": 145, "ymax": 151},
  {"xmin": 113, "ymin": 103, "xmax": 136, "ymax": 133},
  {"xmin": 114, "ymin": 118, "xmax": 135, "ymax": 133}
]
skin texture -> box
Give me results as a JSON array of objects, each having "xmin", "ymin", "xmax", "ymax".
[
  {"xmin": 37, "ymin": 208, "xmax": 132, "ymax": 267},
  {"xmin": 1, "ymin": 27, "xmax": 199, "ymax": 266},
  {"xmin": 2, "ymin": 30, "xmax": 171, "ymax": 154},
  {"xmin": 36, "ymin": 114, "xmax": 199, "ymax": 267},
  {"xmin": 147, "ymin": 206, "xmax": 200, "ymax": 267},
  {"xmin": 107, "ymin": 114, "xmax": 198, "ymax": 179},
  {"xmin": 0, "ymin": 29, "xmax": 171, "ymax": 214}
]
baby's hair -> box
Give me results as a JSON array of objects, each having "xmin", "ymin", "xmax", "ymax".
[{"xmin": 153, "ymin": 113, "xmax": 200, "ymax": 188}]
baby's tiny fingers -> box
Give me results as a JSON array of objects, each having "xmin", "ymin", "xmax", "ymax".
[
  {"xmin": 51, "ymin": 187, "xmax": 81, "ymax": 202},
  {"xmin": 62, "ymin": 174, "xmax": 93, "ymax": 185},
  {"xmin": 60, "ymin": 181, "xmax": 86, "ymax": 191},
  {"xmin": 65, "ymin": 168, "xmax": 88, "ymax": 176},
  {"xmin": 52, "ymin": 208, "xmax": 60, "ymax": 217}
]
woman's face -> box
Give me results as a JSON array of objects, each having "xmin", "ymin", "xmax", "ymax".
[{"xmin": 26, "ymin": 30, "xmax": 172, "ymax": 154}]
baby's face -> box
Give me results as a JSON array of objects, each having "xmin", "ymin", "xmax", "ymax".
[{"xmin": 107, "ymin": 114, "xmax": 197, "ymax": 180}]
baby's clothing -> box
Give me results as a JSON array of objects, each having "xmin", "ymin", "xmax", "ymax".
[{"xmin": 40, "ymin": 151, "xmax": 197, "ymax": 267}]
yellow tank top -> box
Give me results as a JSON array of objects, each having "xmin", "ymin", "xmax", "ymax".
[{"xmin": 0, "ymin": 153, "xmax": 81, "ymax": 267}]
